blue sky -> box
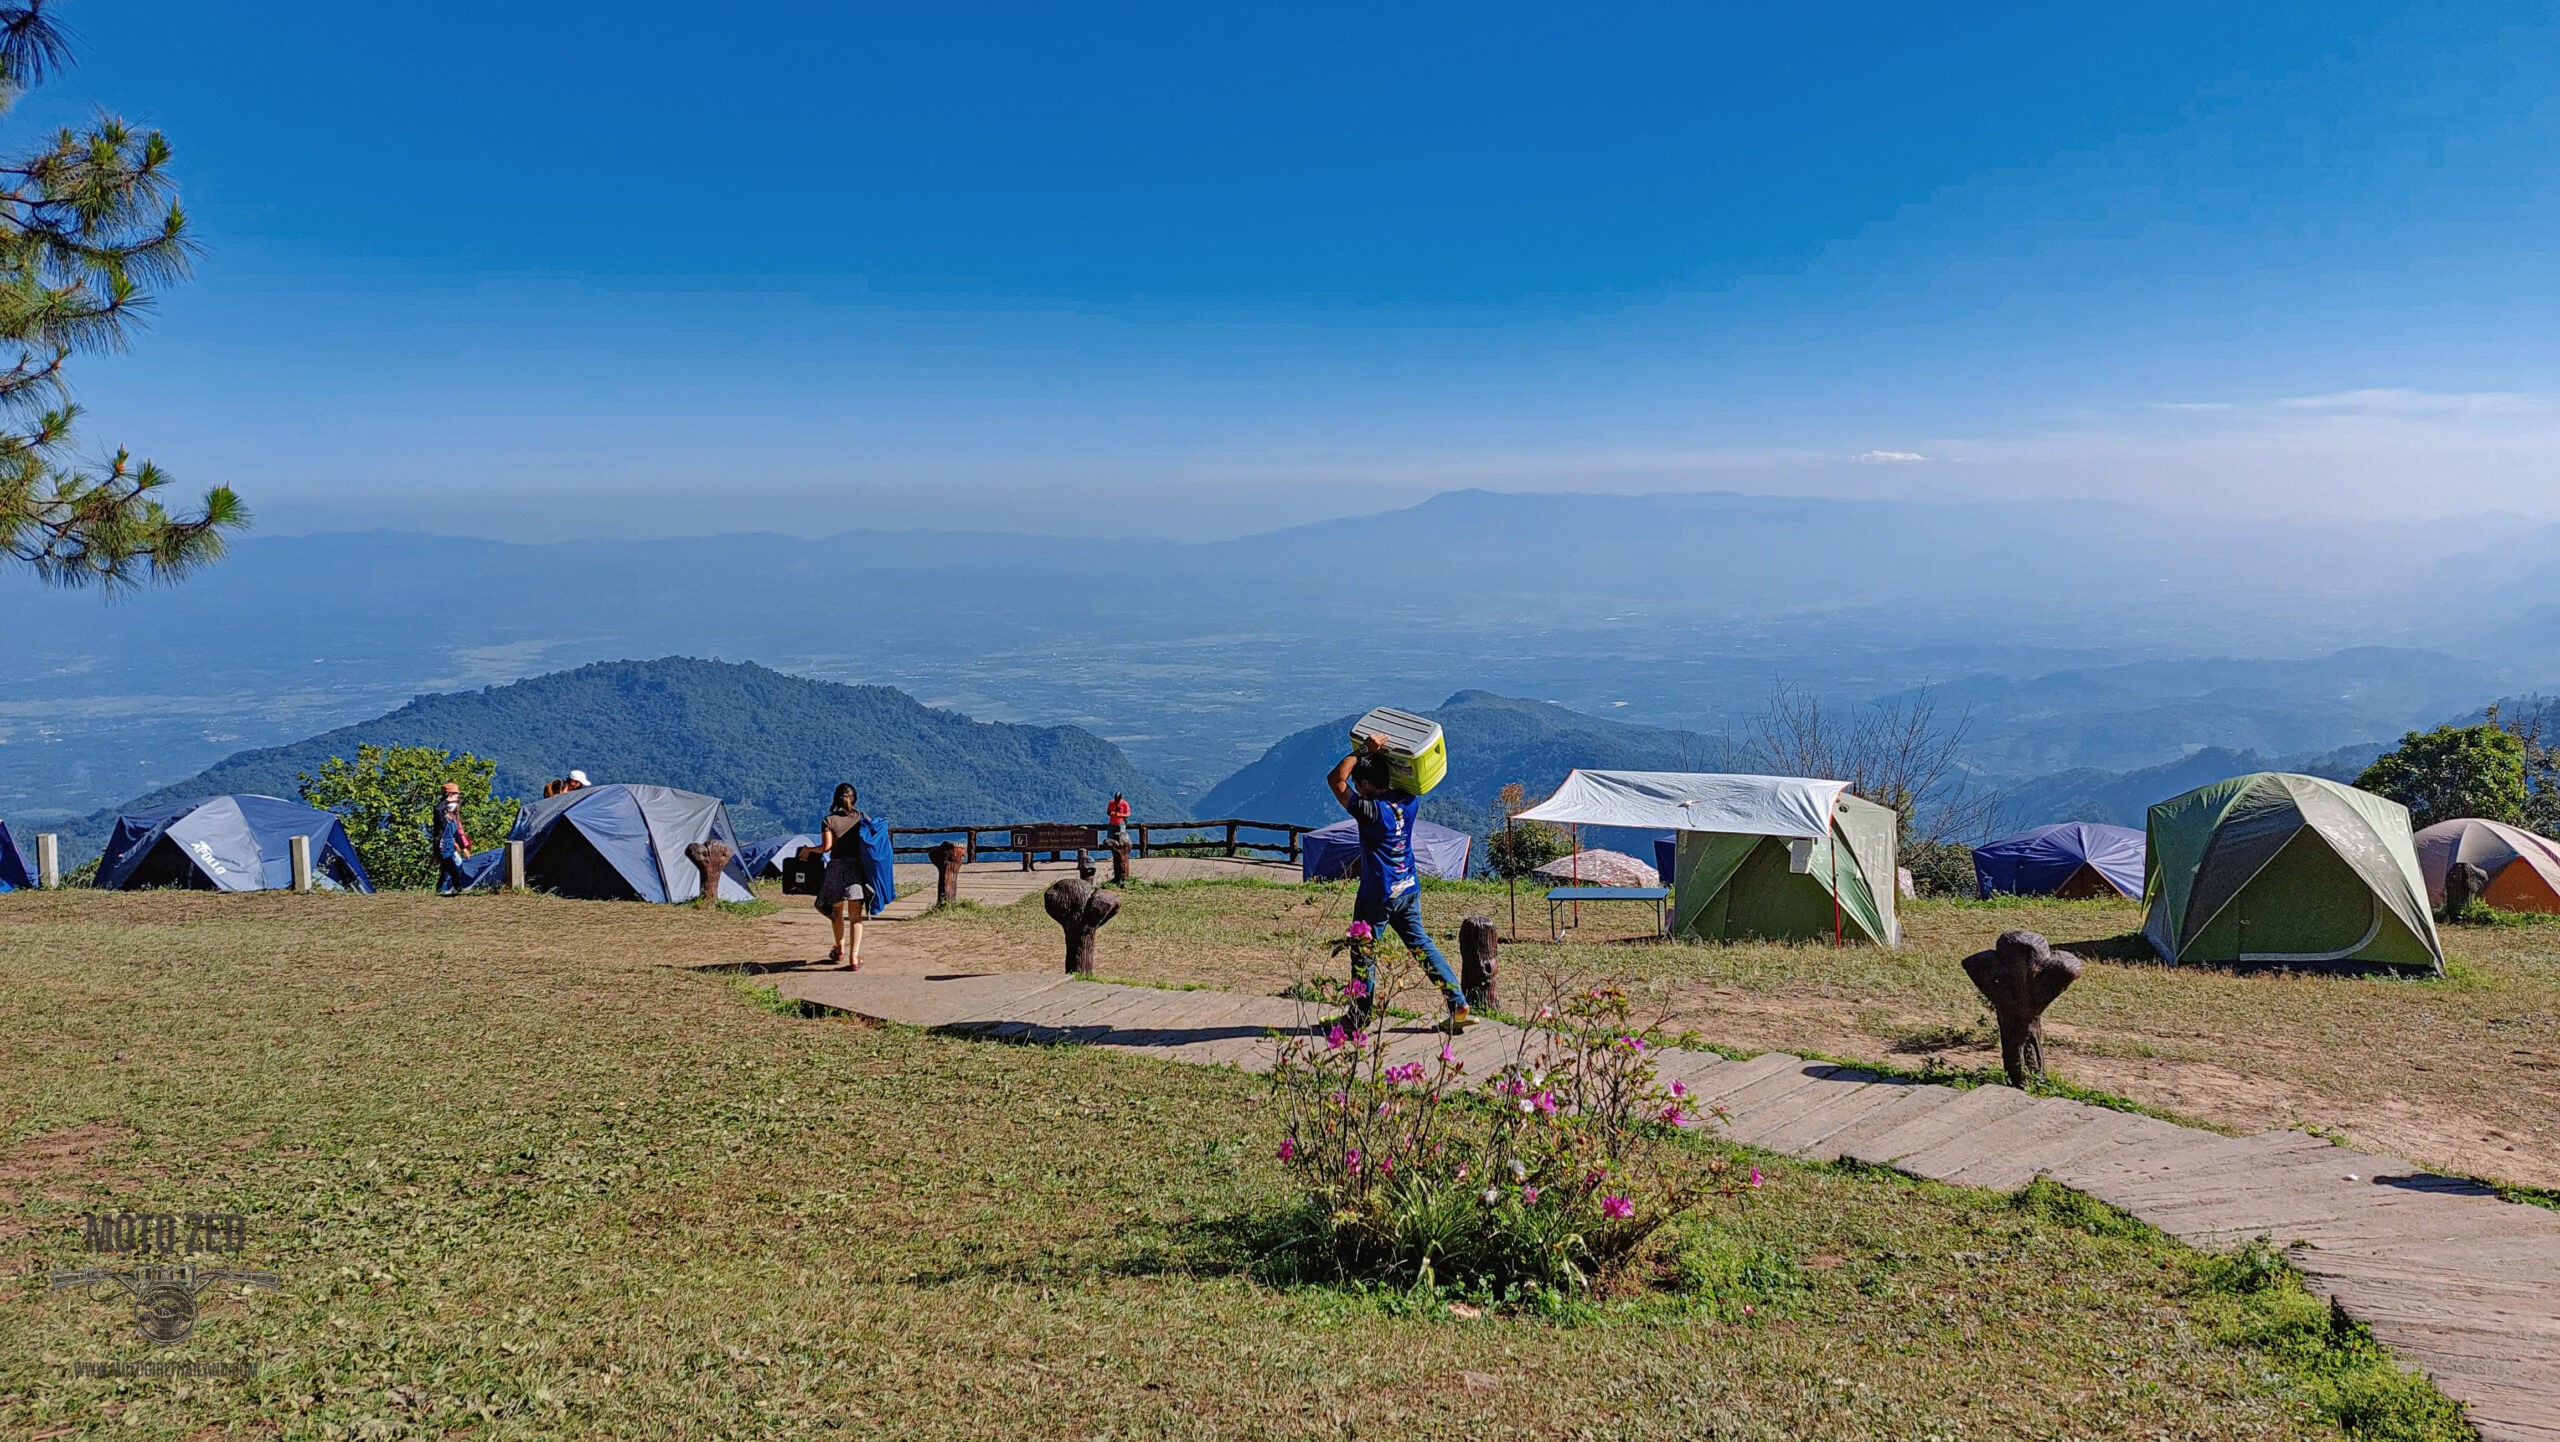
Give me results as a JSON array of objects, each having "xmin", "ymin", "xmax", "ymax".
[{"xmin": 36, "ymin": 1, "xmax": 2560, "ymax": 536}]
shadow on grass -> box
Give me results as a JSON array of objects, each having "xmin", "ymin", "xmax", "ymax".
[
  {"xmin": 1887, "ymin": 1021, "xmax": 1990, "ymax": 1054},
  {"xmin": 2053, "ymin": 931, "xmax": 2163, "ymax": 964},
  {"xmin": 896, "ymin": 1214, "xmax": 1265, "ymax": 1289},
  {"xmin": 2055, "ymin": 930, "xmax": 2451, "ymax": 981}
]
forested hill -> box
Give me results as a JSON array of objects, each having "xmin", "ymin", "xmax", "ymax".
[{"xmin": 68, "ymin": 658, "xmax": 1172, "ymax": 856}]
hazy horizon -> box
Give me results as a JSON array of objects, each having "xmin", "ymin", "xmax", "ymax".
[{"xmin": 19, "ymin": 3, "xmax": 2557, "ymax": 545}]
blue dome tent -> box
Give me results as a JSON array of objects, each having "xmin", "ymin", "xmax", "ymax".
[
  {"xmin": 472, "ymin": 783, "xmax": 753, "ymax": 903},
  {"xmin": 0, "ymin": 820, "xmax": 34, "ymax": 890},
  {"xmin": 96, "ymin": 795, "xmax": 374, "ymax": 892},
  {"xmin": 1973, "ymin": 822, "xmax": 2145, "ymax": 900},
  {"xmin": 740, "ymin": 832, "xmax": 821, "ymax": 879},
  {"xmin": 1299, "ymin": 816, "xmax": 1472, "ymax": 882}
]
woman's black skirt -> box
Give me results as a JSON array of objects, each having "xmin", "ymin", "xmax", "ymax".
[{"xmin": 816, "ymin": 848, "xmax": 870, "ymax": 914}]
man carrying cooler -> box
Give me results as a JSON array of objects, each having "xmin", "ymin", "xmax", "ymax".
[{"xmin": 1329, "ymin": 732, "xmax": 1471, "ymax": 1032}]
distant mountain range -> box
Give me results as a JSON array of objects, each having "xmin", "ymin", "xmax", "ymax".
[
  {"xmin": 52, "ymin": 659, "xmax": 1170, "ymax": 860},
  {"xmin": 1200, "ymin": 686, "xmax": 2516, "ymax": 842},
  {"xmin": 9, "ymin": 487, "xmax": 2559, "ymax": 825}
]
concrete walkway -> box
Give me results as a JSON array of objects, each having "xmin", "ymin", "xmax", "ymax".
[{"xmin": 770, "ymin": 967, "xmax": 2560, "ymax": 1442}]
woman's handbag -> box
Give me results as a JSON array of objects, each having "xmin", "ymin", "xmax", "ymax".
[{"xmin": 780, "ymin": 847, "xmax": 825, "ymax": 897}]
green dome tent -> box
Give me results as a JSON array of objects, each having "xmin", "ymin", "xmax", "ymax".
[
  {"xmin": 2142, "ymin": 772, "xmax": 2442, "ymax": 973},
  {"xmin": 1516, "ymin": 771, "xmax": 1899, "ymax": 946}
]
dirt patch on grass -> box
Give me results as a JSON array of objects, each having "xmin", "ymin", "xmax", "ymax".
[{"xmin": 0, "ymin": 1120, "xmax": 144, "ymax": 1247}]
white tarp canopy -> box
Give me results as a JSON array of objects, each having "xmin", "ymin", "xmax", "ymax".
[{"xmin": 1513, "ymin": 771, "xmax": 1847, "ymax": 838}]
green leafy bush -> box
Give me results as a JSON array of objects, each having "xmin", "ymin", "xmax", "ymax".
[
  {"xmin": 1261, "ymin": 956, "xmax": 1753, "ymax": 1301},
  {"xmin": 299, "ymin": 744, "xmax": 520, "ymax": 890},
  {"xmin": 2357, "ymin": 723, "xmax": 2527, "ymax": 827},
  {"xmin": 1901, "ymin": 838, "xmax": 1976, "ymax": 898}
]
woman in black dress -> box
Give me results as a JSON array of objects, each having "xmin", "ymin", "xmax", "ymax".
[{"xmin": 816, "ymin": 783, "xmax": 870, "ymax": 969}]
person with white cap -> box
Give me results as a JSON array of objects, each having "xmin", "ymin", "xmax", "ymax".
[{"xmin": 565, "ymin": 770, "xmax": 589, "ymax": 790}]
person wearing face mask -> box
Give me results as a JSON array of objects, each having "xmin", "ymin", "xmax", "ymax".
[{"xmin": 429, "ymin": 781, "xmax": 473, "ymax": 895}]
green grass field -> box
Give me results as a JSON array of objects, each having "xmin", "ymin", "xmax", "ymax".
[{"xmin": 0, "ymin": 888, "xmax": 2474, "ymax": 1438}]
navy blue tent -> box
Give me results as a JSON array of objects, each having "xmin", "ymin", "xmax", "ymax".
[
  {"xmin": 0, "ymin": 820, "xmax": 33, "ymax": 890},
  {"xmin": 1300, "ymin": 817, "xmax": 1472, "ymax": 882},
  {"xmin": 1653, "ymin": 833, "xmax": 1677, "ymax": 886},
  {"xmin": 471, "ymin": 783, "xmax": 753, "ymax": 902},
  {"xmin": 740, "ymin": 832, "xmax": 821, "ymax": 879},
  {"xmin": 96, "ymin": 795, "xmax": 374, "ymax": 892},
  {"xmin": 1973, "ymin": 822, "xmax": 2146, "ymax": 900}
]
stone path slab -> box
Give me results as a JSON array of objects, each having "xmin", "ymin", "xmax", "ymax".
[{"xmin": 771, "ymin": 968, "xmax": 2560, "ymax": 1442}]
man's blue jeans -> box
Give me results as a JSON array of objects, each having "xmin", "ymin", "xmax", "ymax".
[{"xmin": 1353, "ymin": 889, "xmax": 1466, "ymax": 1011}]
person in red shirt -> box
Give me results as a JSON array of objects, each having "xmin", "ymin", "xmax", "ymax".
[{"xmin": 1106, "ymin": 792, "xmax": 1131, "ymax": 845}]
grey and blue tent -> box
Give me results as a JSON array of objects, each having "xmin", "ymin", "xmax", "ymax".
[
  {"xmin": 471, "ymin": 783, "xmax": 753, "ymax": 902},
  {"xmin": 96, "ymin": 795, "xmax": 374, "ymax": 892},
  {"xmin": 1300, "ymin": 817, "xmax": 1473, "ymax": 882},
  {"xmin": 0, "ymin": 820, "xmax": 33, "ymax": 890},
  {"xmin": 1973, "ymin": 822, "xmax": 2145, "ymax": 900},
  {"xmin": 740, "ymin": 832, "xmax": 821, "ymax": 879}
]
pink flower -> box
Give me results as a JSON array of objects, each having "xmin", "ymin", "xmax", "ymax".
[
  {"xmin": 1325, "ymin": 1024, "xmax": 1347, "ymax": 1051},
  {"xmin": 1533, "ymin": 1091, "xmax": 1559, "ymax": 1116},
  {"xmin": 1384, "ymin": 1062, "xmax": 1425, "ymax": 1084},
  {"xmin": 1658, "ymin": 1104, "xmax": 1687, "ymax": 1126},
  {"xmin": 1536, "ymin": 1005, "xmax": 1555, "ymax": 1021},
  {"xmin": 1347, "ymin": 921, "xmax": 1374, "ymax": 940},
  {"xmin": 1438, "ymin": 1043, "xmax": 1456, "ymax": 1064},
  {"xmin": 1344, "ymin": 1149, "xmax": 1361, "ymax": 1171},
  {"xmin": 1348, "ymin": 1030, "xmax": 1369, "ymax": 1048},
  {"xmin": 1600, "ymin": 1194, "xmax": 1634, "ymax": 1220},
  {"xmin": 1748, "ymin": 1167, "xmax": 1763, "ymax": 1189},
  {"xmin": 1376, "ymin": 1100, "xmax": 1395, "ymax": 1117},
  {"xmin": 1521, "ymin": 1186, "xmax": 1541, "ymax": 1205},
  {"xmin": 1277, "ymin": 1138, "xmax": 1299, "ymax": 1162},
  {"xmin": 1377, "ymin": 1157, "xmax": 1394, "ymax": 1175},
  {"xmin": 1344, "ymin": 978, "xmax": 1370, "ymax": 1000},
  {"xmin": 1669, "ymin": 1079, "xmax": 1689, "ymax": 1099},
  {"xmin": 1617, "ymin": 1035, "xmax": 1645, "ymax": 1052}
]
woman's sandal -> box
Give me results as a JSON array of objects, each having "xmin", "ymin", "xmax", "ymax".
[
  {"xmin": 845, "ymin": 954, "xmax": 862, "ymax": 972},
  {"xmin": 825, "ymin": 945, "xmax": 842, "ymax": 966}
]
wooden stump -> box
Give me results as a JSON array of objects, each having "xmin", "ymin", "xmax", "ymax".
[
  {"xmin": 2444, "ymin": 860, "xmax": 2488, "ymax": 918},
  {"xmin": 1076, "ymin": 849, "xmax": 1097, "ymax": 882},
  {"xmin": 1459, "ymin": 915, "xmax": 1500, "ymax": 1011},
  {"xmin": 1108, "ymin": 835, "xmax": 1132, "ymax": 884},
  {"xmin": 683, "ymin": 840, "xmax": 734, "ymax": 908},
  {"xmin": 1960, "ymin": 928, "xmax": 2083, "ymax": 1086},
  {"xmin": 929, "ymin": 840, "xmax": 969, "ymax": 905},
  {"xmin": 1044, "ymin": 878, "xmax": 1123, "ymax": 976}
]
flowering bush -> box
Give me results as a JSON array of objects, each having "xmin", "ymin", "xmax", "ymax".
[{"xmin": 1261, "ymin": 955, "xmax": 1756, "ymax": 1300}]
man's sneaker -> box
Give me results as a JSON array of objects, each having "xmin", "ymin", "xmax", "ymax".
[
  {"xmin": 1341, "ymin": 1000, "xmax": 1374, "ymax": 1033},
  {"xmin": 1441, "ymin": 1005, "xmax": 1476, "ymax": 1034}
]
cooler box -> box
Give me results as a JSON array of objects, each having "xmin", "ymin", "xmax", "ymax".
[{"xmin": 1351, "ymin": 707, "xmax": 1448, "ymax": 796}]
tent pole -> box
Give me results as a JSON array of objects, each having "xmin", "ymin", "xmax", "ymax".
[
  {"xmin": 1831, "ymin": 805, "xmax": 1843, "ymax": 948},
  {"xmin": 1572, "ymin": 824, "xmax": 1580, "ymax": 930}
]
